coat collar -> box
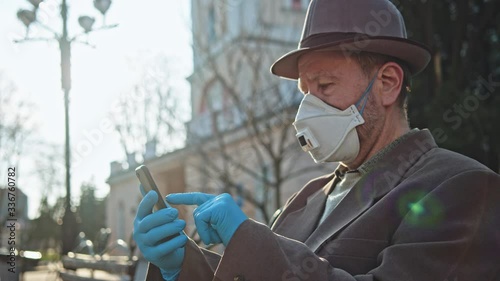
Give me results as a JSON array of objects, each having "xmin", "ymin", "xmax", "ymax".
[
  {"xmin": 273, "ymin": 175, "xmax": 337, "ymax": 241},
  {"xmin": 303, "ymin": 129, "xmax": 438, "ymax": 251}
]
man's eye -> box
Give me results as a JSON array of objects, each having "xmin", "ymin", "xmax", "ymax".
[{"xmin": 318, "ymin": 83, "xmax": 333, "ymax": 91}]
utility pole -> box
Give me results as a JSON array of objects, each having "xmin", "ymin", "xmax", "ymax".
[
  {"xmin": 15, "ymin": 0, "xmax": 115, "ymax": 255},
  {"xmin": 60, "ymin": 0, "xmax": 77, "ymax": 255}
]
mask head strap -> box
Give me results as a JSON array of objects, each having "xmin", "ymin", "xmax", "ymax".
[{"xmin": 355, "ymin": 74, "xmax": 378, "ymax": 115}]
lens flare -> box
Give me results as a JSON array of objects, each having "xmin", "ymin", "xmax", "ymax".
[{"xmin": 397, "ymin": 190, "xmax": 444, "ymax": 228}]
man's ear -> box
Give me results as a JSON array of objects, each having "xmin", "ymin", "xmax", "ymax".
[{"xmin": 378, "ymin": 62, "xmax": 403, "ymax": 107}]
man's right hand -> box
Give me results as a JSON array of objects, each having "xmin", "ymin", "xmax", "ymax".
[{"xmin": 133, "ymin": 191, "xmax": 188, "ymax": 280}]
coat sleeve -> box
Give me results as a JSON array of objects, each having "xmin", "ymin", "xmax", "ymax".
[
  {"xmin": 145, "ymin": 237, "xmax": 222, "ymax": 281},
  {"xmin": 213, "ymin": 170, "xmax": 500, "ymax": 281}
]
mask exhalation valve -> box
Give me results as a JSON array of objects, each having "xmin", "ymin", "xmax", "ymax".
[{"xmin": 296, "ymin": 128, "xmax": 319, "ymax": 152}]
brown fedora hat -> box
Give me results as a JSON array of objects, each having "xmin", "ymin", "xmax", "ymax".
[{"xmin": 271, "ymin": 0, "xmax": 432, "ymax": 80}]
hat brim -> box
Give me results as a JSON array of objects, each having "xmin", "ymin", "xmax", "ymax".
[{"xmin": 270, "ymin": 35, "xmax": 432, "ymax": 80}]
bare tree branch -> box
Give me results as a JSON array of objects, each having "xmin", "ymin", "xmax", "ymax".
[
  {"xmin": 0, "ymin": 72, "xmax": 35, "ymax": 179},
  {"xmin": 111, "ymin": 55, "xmax": 188, "ymax": 164},
  {"xmin": 185, "ymin": 7, "xmax": 321, "ymax": 222}
]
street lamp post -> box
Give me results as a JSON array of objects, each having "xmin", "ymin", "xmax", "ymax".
[{"xmin": 15, "ymin": 0, "xmax": 115, "ymax": 255}]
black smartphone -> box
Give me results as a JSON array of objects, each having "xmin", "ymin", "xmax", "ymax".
[
  {"xmin": 135, "ymin": 165, "xmax": 170, "ymax": 210},
  {"xmin": 135, "ymin": 165, "xmax": 181, "ymax": 240}
]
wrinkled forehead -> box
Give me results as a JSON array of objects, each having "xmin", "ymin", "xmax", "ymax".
[
  {"xmin": 297, "ymin": 50, "xmax": 361, "ymax": 77},
  {"xmin": 299, "ymin": 71, "xmax": 341, "ymax": 82},
  {"xmin": 298, "ymin": 55, "xmax": 363, "ymax": 83},
  {"xmin": 297, "ymin": 69, "xmax": 342, "ymax": 94}
]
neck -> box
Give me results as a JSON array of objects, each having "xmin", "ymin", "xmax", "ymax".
[{"xmin": 345, "ymin": 111, "xmax": 409, "ymax": 170}]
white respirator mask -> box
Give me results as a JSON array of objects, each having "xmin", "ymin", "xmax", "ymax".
[{"xmin": 293, "ymin": 76, "xmax": 376, "ymax": 163}]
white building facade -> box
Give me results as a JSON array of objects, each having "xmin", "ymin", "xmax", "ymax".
[{"xmin": 106, "ymin": 0, "xmax": 336, "ymax": 246}]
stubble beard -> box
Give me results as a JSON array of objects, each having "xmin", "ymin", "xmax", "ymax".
[{"xmin": 348, "ymin": 99, "xmax": 385, "ymax": 168}]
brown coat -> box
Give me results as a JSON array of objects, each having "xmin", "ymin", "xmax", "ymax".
[{"xmin": 146, "ymin": 130, "xmax": 500, "ymax": 281}]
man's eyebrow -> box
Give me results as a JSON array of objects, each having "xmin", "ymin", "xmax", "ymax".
[{"xmin": 299, "ymin": 71, "xmax": 341, "ymax": 82}]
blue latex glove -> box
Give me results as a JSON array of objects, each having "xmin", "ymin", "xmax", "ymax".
[
  {"xmin": 166, "ymin": 193, "xmax": 248, "ymax": 246},
  {"xmin": 133, "ymin": 191, "xmax": 188, "ymax": 281}
]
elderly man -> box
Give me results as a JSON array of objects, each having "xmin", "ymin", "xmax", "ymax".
[{"xmin": 133, "ymin": 0, "xmax": 500, "ymax": 280}]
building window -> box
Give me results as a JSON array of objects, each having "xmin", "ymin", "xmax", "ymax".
[
  {"xmin": 207, "ymin": 3, "xmax": 227, "ymax": 42},
  {"xmin": 254, "ymin": 165, "xmax": 276, "ymax": 223},
  {"xmin": 199, "ymin": 79, "xmax": 225, "ymax": 114},
  {"xmin": 208, "ymin": 5, "xmax": 216, "ymax": 42},
  {"xmin": 118, "ymin": 201, "xmax": 125, "ymax": 239}
]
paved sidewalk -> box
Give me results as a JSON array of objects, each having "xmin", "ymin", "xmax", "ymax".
[
  {"xmin": 21, "ymin": 266, "xmax": 58, "ymax": 281},
  {"xmin": 21, "ymin": 263, "xmax": 127, "ymax": 281}
]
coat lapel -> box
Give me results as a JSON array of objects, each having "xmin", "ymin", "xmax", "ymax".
[
  {"xmin": 305, "ymin": 129, "xmax": 438, "ymax": 252},
  {"xmin": 304, "ymin": 174, "xmax": 375, "ymax": 251},
  {"xmin": 273, "ymin": 178, "xmax": 335, "ymax": 242}
]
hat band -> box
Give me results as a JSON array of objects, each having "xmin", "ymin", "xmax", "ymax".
[{"xmin": 300, "ymin": 32, "xmax": 367, "ymax": 48}]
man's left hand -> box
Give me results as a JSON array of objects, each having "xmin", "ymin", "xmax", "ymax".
[{"xmin": 166, "ymin": 193, "xmax": 248, "ymax": 246}]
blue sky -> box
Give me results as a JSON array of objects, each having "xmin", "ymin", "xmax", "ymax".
[{"xmin": 0, "ymin": 0, "xmax": 192, "ymax": 218}]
